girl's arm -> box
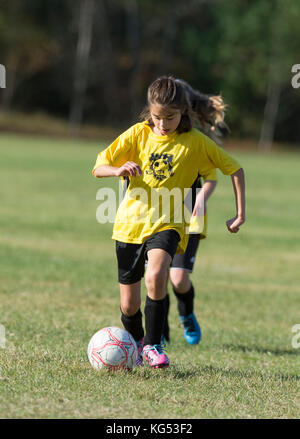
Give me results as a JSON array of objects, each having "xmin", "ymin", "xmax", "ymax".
[
  {"xmin": 203, "ymin": 179, "xmax": 217, "ymax": 205},
  {"xmin": 192, "ymin": 179, "xmax": 217, "ymax": 216},
  {"xmin": 226, "ymin": 167, "xmax": 246, "ymax": 233},
  {"xmin": 94, "ymin": 162, "xmax": 142, "ymax": 178}
]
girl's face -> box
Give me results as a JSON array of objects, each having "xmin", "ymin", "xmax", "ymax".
[{"xmin": 149, "ymin": 104, "xmax": 182, "ymax": 136}]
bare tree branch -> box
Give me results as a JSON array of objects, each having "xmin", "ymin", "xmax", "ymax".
[{"xmin": 69, "ymin": 0, "xmax": 95, "ymax": 135}]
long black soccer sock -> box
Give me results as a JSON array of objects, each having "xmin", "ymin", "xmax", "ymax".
[
  {"xmin": 121, "ymin": 308, "xmax": 144, "ymax": 342},
  {"xmin": 162, "ymin": 293, "xmax": 170, "ymax": 342},
  {"xmin": 144, "ymin": 295, "xmax": 166, "ymax": 346},
  {"xmin": 173, "ymin": 284, "xmax": 195, "ymax": 317}
]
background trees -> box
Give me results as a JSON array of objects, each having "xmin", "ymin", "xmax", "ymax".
[{"xmin": 0, "ymin": 0, "xmax": 299, "ymax": 146}]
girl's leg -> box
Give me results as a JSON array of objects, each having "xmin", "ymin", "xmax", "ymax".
[
  {"xmin": 165, "ymin": 234, "xmax": 200, "ymax": 342},
  {"xmin": 145, "ymin": 248, "xmax": 171, "ymax": 300},
  {"xmin": 170, "ymin": 268, "xmax": 201, "ymax": 345},
  {"xmin": 144, "ymin": 248, "xmax": 171, "ymax": 346},
  {"xmin": 120, "ymin": 281, "xmax": 144, "ymax": 342},
  {"xmin": 170, "ymin": 268, "xmax": 194, "ymax": 316},
  {"xmin": 163, "ymin": 270, "xmax": 194, "ymax": 342},
  {"xmin": 170, "ymin": 268, "xmax": 191, "ymax": 292},
  {"xmin": 163, "ymin": 291, "xmax": 170, "ymax": 342}
]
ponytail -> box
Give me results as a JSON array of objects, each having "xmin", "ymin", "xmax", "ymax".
[{"xmin": 176, "ymin": 79, "xmax": 229, "ymax": 144}]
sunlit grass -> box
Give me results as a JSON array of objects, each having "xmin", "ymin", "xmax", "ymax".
[{"xmin": 0, "ymin": 134, "xmax": 299, "ymax": 418}]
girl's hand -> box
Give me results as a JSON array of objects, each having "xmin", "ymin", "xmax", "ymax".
[
  {"xmin": 115, "ymin": 161, "xmax": 142, "ymax": 177},
  {"xmin": 226, "ymin": 216, "xmax": 245, "ymax": 233}
]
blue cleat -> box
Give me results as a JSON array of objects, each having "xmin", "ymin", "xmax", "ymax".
[{"xmin": 179, "ymin": 313, "xmax": 201, "ymax": 345}]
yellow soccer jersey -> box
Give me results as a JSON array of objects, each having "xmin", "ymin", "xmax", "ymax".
[
  {"xmin": 93, "ymin": 122, "xmax": 241, "ymax": 254},
  {"xmin": 188, "ymin": 213, "xmax": 208, "ymax": 237}
]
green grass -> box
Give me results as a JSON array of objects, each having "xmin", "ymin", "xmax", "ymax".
[{"xmin": 0, "ymin": 133, "xmax": 300, "ymax": 419}]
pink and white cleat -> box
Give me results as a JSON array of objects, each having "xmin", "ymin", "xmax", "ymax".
[{"xmin": 143, "ymin": 343, "xmax": 169, "ymax": 369}]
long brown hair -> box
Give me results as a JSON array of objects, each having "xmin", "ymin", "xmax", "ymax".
[
  {"xmin": 176, "ymin": 78, "xmax": 228, "ymax": 144},
  {"xmin": 140, "ymin": 76, "xmax": 228, "ymax": 143},
  {"xmin": 140, "ymin": 76, "xmax": 193, "ymax": 134}
]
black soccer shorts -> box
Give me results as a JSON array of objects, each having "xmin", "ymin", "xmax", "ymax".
[
  {"xmin": 116, "ymin": 229, "xmax": 180, "ymax": 284},
  {"xmin": 170, "ymin": 233, "xmax": 201, "ymax": 272}
]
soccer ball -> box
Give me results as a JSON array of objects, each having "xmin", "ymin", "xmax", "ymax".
[{"xmin": 87, "ymin": 326, "xmax": 137, "ymax": 370}]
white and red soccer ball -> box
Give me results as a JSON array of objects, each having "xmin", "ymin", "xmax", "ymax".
[{"xmin": 87, "ymin": 326, "xmax": 137, "ymax": 370}]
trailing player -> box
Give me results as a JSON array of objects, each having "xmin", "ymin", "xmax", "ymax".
[{"xmin": 163, "ymin": 79, "xmax": 228, "ymax": 345}]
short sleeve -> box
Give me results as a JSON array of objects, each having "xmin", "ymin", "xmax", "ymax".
[
  {"xmin": 203, "ymin": 168, "xmax": 217, "ymax": 181},
  {"xmin": 200, "ymin": 135, "xmax": 241, "ymax": 177},
  {"xmin": 92, "ymin": 125, "xmax": 137, "ymax": 176}
]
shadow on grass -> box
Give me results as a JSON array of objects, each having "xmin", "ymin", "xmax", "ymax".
[
  {"xmin": 133, "ymin": 365, "xmax": 200, "ymax": 380},
  {"xmin": 99, "ymin": 362, "xmax": 300, "ymax": 383},
  {"xmin": 134, "ymin": 364, "xmax": 300, "ymax": 382},
  {"xmin": 223, "ymin": 343, "xmax": 300, "ymax": 357},
  {"xmin": 200, "ymin": 365, "xmax": 300, "ymax": 382}
]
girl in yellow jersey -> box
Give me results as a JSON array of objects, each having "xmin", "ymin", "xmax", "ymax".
[
  {"xmin": 163, "ymin": 80, "xmax": 228, "ymax": 345},
  {"xmin": 93, "ymin": 76, "xmax": 245, "ymax": 369}
]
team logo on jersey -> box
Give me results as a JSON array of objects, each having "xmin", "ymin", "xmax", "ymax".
[{"xmin": 146, "ymin": 153, "xmax": 174, "ymax": 181}]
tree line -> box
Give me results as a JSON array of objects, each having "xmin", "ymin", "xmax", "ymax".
[{"xmin": 0, "ymin": 0, "xmax": 299, "ymax": 148}]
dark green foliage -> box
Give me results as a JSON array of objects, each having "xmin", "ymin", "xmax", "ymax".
[{"xmin": 0, "ymin": 0, "xmax": 299, "ymax": 142}]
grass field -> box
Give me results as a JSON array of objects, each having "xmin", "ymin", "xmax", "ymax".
[{"xmin": 0, "ymin": 133, "xmax": 300, "ymax": 419}]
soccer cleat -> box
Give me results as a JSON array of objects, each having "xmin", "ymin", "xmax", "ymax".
[
  {"xmin": 179, "ymin": 313, "xmax": 201, "ymax": 345},
  {"xmin": 135, "ymin": 337, "xmax": 144, "ymax": 366},
  {"xmin": 143, "ymin": 343, "xmax": 169, "ymax": 369}
]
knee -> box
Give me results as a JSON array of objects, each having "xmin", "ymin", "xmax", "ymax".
[
  {"xmin": 120, "ymin": 298, "xmax": 140, "ymax": 317},
  {"xmin": 145, "ymin": 266, "xmax": 168, "ymax": 294},
  {"xmin": 170, "ymin": 269, "xmax": 191, "ymax": 292}
]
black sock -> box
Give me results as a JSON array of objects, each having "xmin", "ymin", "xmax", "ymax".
[
  {"xmin": 173, "ymin": 284, "xmax": 195, "ymax": 317},
  {"xmin": 163, "ymin": 293, "xmax": 170, "ymax": 341},
  {"xmin": 121, "ymin": 308, "xmax": 144, "ymax": 342},
  {"xmin": 144, "ymin": 295, "xmax": 166, "ymax": 346}
]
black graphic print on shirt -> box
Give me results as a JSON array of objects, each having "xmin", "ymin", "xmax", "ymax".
[{"xmin": 146, "ymin": 153, "xmax": 174, "ymax": 181}]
